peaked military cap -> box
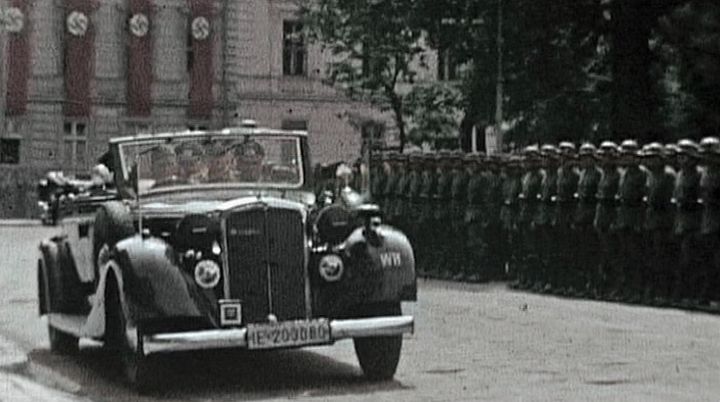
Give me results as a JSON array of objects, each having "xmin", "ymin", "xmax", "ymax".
[
  {"xmin": 664, "ymin": 143, "xmax": 680, "ymax": 157},
  {"xmin": 558, "ymin": 141, "xmax": 576, "ymax": 153},
  {"xmin": 523, "ymin": 144, "xmax": 541, "ymax": 156},
  {"xmin": 597, "ymin": 141, "xmax": 619, "ymax": 155}
]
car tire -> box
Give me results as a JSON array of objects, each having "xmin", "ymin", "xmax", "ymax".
[
  {"xmin": 39, "ymin": 259, "xmax": 79, "ymax": 355},
  {"xmin": 352, "ymin": 302, "xmax": 403, "ymax": 381},
  {"xmin": 105, "ymin": 276, "xmax": 155, "ymax": 393},
  {"xmin": 93, "ymin": 202, "xmax": 133, "ymax": 275}
]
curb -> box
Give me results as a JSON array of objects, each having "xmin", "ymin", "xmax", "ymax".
[{"xmin": 0, "ymin": 219, "xmax": 42, "ymax": 227}]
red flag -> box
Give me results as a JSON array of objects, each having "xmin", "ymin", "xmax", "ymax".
[
  {"xmin": 63, "ymin": 0, "xmax": 98, "ymax": 117},
  {"xmin": 6, "ymin": 0, "xmax": 31, "ymax": 116},
  {"xmin": 188, "ymin": 0, "xmax": 214, "ymax": 120},
  {"xmin": 127, "ymin": 0, "xmax": 154, "ymax": 117}
]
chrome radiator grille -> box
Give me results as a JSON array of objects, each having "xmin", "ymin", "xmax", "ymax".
[{"xmin": 225, "ymin": 207, "xmax": 307, "ymax": 323}]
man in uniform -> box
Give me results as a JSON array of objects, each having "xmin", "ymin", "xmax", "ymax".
[
  {"xmin": 573, "ymin": 143, "xmax": 601, "ymax": 297},
  {"xmin": 501, "ymin": 155, "xmax": 523, "ymax": 284},
  {"xmin": 554, "ymin": 142, "xmax": 580, "ymax": 295},
  {"xmin": 464, "ymin": 153, "xmax": 487, "ymax": 282},
  {"xmin": 381, "ymin": 152, "xmax": 400, "ymax": 217},
  {"xmin": 391, "ymin": 154, "xmax": 411, "ymax": 232},
  {"xmin": 482, "ymin": 154, "xmax": 506, "ymax": 280},
  {"xmin": 642, "ymin": 142, "xmax": 677, "ymax": 304},
  {"xmin": 518, "ymin": 145, "xmax": 543, "ymax": 290},
  {"xmin": 535, "ymin": 144, "xmax": 560, "ymax": 292},
  {"xmin": 370, "ymin": 152, "xmax": 387, "ymax": 205},
  {"xmin": 449, "ymin": 151, "xmax": 470, "ymax": 280},
  {"xmin": 612, "ymin": 140, "xmax": 647, "ymax": 302},
  {"xmin": 405, "ymin": 153, "xmax": 424, "ymax": 267},
  {"xmin": 433, "ymin": 151, "xmax": 454, "ymax": 278},
  {"xmin": 698, "ymin": 137, "xmax": 720, "ymax": 305},
  {"xmin": 594, "ymin": 141, "xmax": 620, "ymax": 299},
  {"xmin": 417, "ymin": 153, "xmax": 439, "ymax": 276},
  {"xmin": 672, "ymin": 139, "xmax": 702, "ymax": 305}
]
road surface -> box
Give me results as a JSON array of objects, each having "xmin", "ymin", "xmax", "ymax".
[{"xmin": 1, "ymin": 224, "xmax": 719, "ymax": 401}]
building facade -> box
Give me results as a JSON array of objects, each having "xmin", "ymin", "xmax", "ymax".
[{"xmin": 0, "ymin": 0, "xmax": 436, "ymax": 218}]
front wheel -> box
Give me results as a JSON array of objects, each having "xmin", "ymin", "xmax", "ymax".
[
  {"xmin": 352, "ymin": 302, "xmax": 403, "ymax": 381},
  {"xmin": 105, "ymin": 281, "xmax": 155, "ymax": 392},
  {"xmin": 39, "ymin": 259, "xmax": 79, "ymax": 354}
]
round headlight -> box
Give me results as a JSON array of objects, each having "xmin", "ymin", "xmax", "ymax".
[
  {"xmin": 194, "ymin": 259, "xmax": 221, "ymax": 289},
  {"xmin": 319, "ymin": 254, "xmax": 344, "ymax": 282}
]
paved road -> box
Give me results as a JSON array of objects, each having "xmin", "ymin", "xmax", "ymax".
[{"xmin": 1, "ymin": 225, "xmax": 719, "ymax": 401}]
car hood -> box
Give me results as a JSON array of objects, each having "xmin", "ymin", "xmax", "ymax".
[{"xmin": 136, "ymin": 189, "xmax": 315, "ymax": 216}]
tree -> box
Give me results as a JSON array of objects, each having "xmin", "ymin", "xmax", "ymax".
[{"xmin": 300, "ymin": 0, "xmax": 426, "ymax": 151}]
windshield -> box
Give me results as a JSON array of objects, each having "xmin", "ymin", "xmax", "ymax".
[{"xmin": 118, "ymin": 134, "xmax": 303, "ymax": 194}]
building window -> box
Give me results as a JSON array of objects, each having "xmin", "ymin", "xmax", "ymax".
[
  {"xmin": 283, "ymin": 21, "xmax": 306, "ymax": 76},
  {"xmin": 0, "ymin": 139, "xmax": 20, "ymax": 164},
  {"xmin": 281, "ymin": 119, "xmax": 308, "ymax": 131},
  {"xmin": 63, "ymin": 121, "xmax": 88, "ymax": 173}
]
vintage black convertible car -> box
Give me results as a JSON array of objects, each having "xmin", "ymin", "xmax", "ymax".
[{"xmin": 37, "ymin": 126, "xmax": 416, "ymax": 390}]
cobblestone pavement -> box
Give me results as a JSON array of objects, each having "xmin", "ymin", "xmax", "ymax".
[{"xmin": 1, "ymin": 225, "xmax": 719, "ymax": 401}]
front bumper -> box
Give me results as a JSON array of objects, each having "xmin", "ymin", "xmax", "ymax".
[{"xmin": 142, "ymin": 315, "xmax": 414, "ymax": 356}]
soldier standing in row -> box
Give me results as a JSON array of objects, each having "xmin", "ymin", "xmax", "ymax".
[
  {"xmin": 450, "ymin": 152, "xmax": 470, "ymax": 279},
  {"xmin": 536, "ymin": 145, "xmax": 560, "ymax": 292},
  {"xmin": 554, "ymin": 142, "xmax": 580, "ymax": 295},
  {"xmin": 613, "ymin": 140, "xmax": 647, "ymax": 302},
  {"xmin": 574, "ymin": 143, "xmax": 601, "ymax": 297},
  {"xmin": 594, "ymin": 141, "xmax": 620, "ymax": 298},
  {"xmin": 518, "ymin": 146, "xmax": 543, "ymax": 289},
  {"xmin": 417, "ymin": 154, "xmax": 439, "ymax": 276},
  {"xmin": 406, "ymin": 153, "xmax": 424, "ymax": 265},
  {"xmin": 370, "ymin": 153, "xmax": 386, "ymax": 205},
  {"xmin": 483, "ymin": 155, "xmax": 506, "ymax": 280},
  {"xmin": 433, "ymin": 152, "xmax": 454, "ymax": 279},
  {"xmin": 501, "ymin": 156, "xmax": 523, "ymax": 283},
  {"xmin": 642, "ymin": 142, "xmax": 677, "ymax": 304},
  {"xmin": 381, "ymin": 153, "xmax": 400, "ymax": 218},
  {"xmin": 392, "ymin": 154, "xmax": 411, "ymax": 232},
  {"xmin": 672, "ymin": 139, "xmax": 702, "ymax": 304},
  {"xmin": 698, "ymin": 137, "xmax": 720, "ymax": 304},
  {"xmin": 464, "ymin": 154, "xmax": 487, "ymax": 282}
]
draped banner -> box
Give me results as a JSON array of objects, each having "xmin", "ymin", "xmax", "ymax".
[
  {"xmin": 63, "ymin": 0, "xmax": 98, "ymax": 117},
  {"xmin": 6, "ymin": 0, "xmax": 31, "ymax": 116},
  {"xmin": 127, "ymin": 0, "xmax": 154, "ymax": 117},
  {"xmin": 188, "ymin": 0, "xmax": 214, "ymax": 119}
]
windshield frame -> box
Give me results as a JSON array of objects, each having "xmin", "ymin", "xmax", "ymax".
[{"xmin": 116, "ymin": 132, "xmax": 306, "ymax": 197}]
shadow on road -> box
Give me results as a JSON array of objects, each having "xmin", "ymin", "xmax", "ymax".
[{"xmin": 28, "ymin": 345, "xmax": 410, "ymax": 401}]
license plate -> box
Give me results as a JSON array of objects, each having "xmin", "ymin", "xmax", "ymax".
[{"xmin": 247, "ymin": 319, "xmax": 331, "ymax": 350}]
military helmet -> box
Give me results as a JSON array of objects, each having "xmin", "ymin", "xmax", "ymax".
[
  {"xmin": 677, "ymin": 138, "xmax": 700, "ymax": 157},
  {"xmin": 558, "ymin": 141, "xmax": 576, "ymax": 154},
  {"xmin": 619, "ymin": 139, "xmax": 640, "ymax": 155},
  {"xmin": 578, "ymin": 142, "xmax": 597, "ymax": 156},
  {"xmin": 641, "ymin": 142, "xmax": 664, "ymax": 157},
  {"xmin": 699, "ymin": 136, "xmax": 720, "ymax": 155},
  {"xmin": 597, "ymin": 140, "xmax": 619, "ymax": 156}
]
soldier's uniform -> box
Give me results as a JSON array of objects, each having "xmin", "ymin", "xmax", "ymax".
[
  {"xmin": 698, "ymin": 137, "xmax": 720, "ymax": 304},
  {"xmin": 449, "ymin": 152, "xmax": 470, "ymax": 279},
  {"xmin": 464, "ymin": 154, "xmax": 488, "ymax": 281},
  {"xmin": 405, "ymin": 154, "xmax": 424, "ymax": 261},
  {"xmin": 535, "ymin": 145, "xmax": 560, "ymax": 292},
  {"xmin": 370, "ymin": 153, "xmax": 387, "ymax": 205},
  {"xmin": 642, "ymin": 142, "xmax": 677, "ymax": 303},
  {"xmin": 612, "ymin": 140, "xmax": 647, "ymax": 302},
  {"xmin": 391, "ymin": 154, "xmax": 411, "ymax": 232},
  {"xmin": 518, "ymin": 146, "xmax": 543, "ymax": 289},
  {"xmin": 554, "ymin": 142, "xmax": 580, "ymax": 295},
  {"xmin": 482, "ymin": 155, "xmax": 506, "ymax": 280},
  {"xmin": 416, "ymin": 154, "xmax": 438, "ymax": 276},
  {"xmin": 574, "ymin": 143, "xmax": 601, "ymax": 297},
  {"xmin": 672, "ymin": 139, "xmax": 702, "ymax": 303},
  {"xmin": 594, "ymin": 141, "xmax": 620, "ymax": 298},
  {"xmin": 501, "ymin": 156, "xmax": 523, "ymax": 283},
  {"xmin": 433, "ymin": 152, "xmax": 454, "ymax": 278},
  {"xmin": 381, "ymin": 153, "xmax": 400, "ymax": 218}
]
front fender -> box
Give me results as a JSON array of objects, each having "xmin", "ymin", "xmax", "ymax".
[
  {"xmin": 315, "ymin": 225, "xmax": 416, "ymax": 317},
  {"xmin": 109, "ymin": 235, "xmax": 217, "ymax": 330}
]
